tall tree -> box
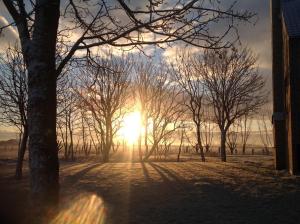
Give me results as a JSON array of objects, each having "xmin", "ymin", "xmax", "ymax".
[
  {"xmin": 77, "ymin": 54, "xmax": 131, "ymax": 162},
  {"xmin": 2, "ymin": 0, "xmax": 60, "ymax": 208},
  {"xmin": 226, "ymin": 126, "xmax": 239, "ymax": 155},
  {"xmin": 201, "ymin": 106, "xmax": 215, "ymax": 153},
  {"xmin": 238, "ymin": 114, "xmax": 253, "ymax": 155},
  {"xmin": 257, "ymin": 107, "xmax": 273, "ymax": 155},
  {"xmin": 143, "ymin": 67, "xmax": 183, "ymax": 161},
  {"xmin": 199, "ymin": 47, "xmax": 267, "ymax": 162},
  {"xmin": 134, "ymin": 60, "xmax": 156, "ymax": 160},
  {"xmin": 0, "ymin": 46, "xmax": 28, "ymax": 179},
  {"xmin": 173, "ymin": 52, "xmax": 206, "ymax": 161},
  {"xmin": 1, "ymin": 0, "xmax": 254, "ymax": 207},
  {"xmin": 57, "ymin": 78, "xmax": 80, "ymax": 161}
]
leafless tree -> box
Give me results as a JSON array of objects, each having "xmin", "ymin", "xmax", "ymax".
[
  {"xmin": 78, "ymin": 108, "xmax": 92, "ymax": 157},
  {"xmin": 198, "ymin": 47, "xmax": 267, "ymax": 162},
  {"xmin": 238, "ymin": 114, "xmax": 253, "ymax": 155},
  {"xmin": 77, "ymin": 54, "xmax": 131, "ymax": 162},
  {"xmin": 134, "ymin": 60, "xmax": 156, "ymax": 161},
  {"xmin": 0, "ymin": 46, "xmax": 28, "ymax": 179},
  {"xmin": 143, "ymin": 67, "xmax": 184, "ymax": 161},
  {"xmin": 257, "ymin": 107, "xmax": 273, "ymax": 155},
  {"xmin": 177, "ymin": 123, "xmax": 189, "ymax": 162},
  {"xmin": 172, "ymin": 51, "xmax": 206, "ymax": 161},
  {"xmin": 1, "ymin": 0, "xmax": 254, "ymax": 206},
  {"xmin": 226, "ymin": 127, "xmax": 239, "ymax": 155},
  {"xmin": 201, "ymin": 106, "xmax": 215, "ymax": 154},
  {"xmin": 57, "ymin": 78, "xmax": 80, "ymax": 161}
]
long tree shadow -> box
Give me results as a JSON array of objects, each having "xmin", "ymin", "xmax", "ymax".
[
  {"xmin": 129, "ymin": 166, "xmax": 300, "ymax": 224},
  {"xmin": 55, "ymin": 161, "xmax": 300, "ymax": 224},
  {"xmin": 148, "ymin": 162, "xmax": 185, "ymax": 186},
  {"xmin": 62, "ymin": 163, "xmax": 105, "ymax": 186},
  {"xmin": 141, "ymin": 162, "xmax": 152, "ymax": 183}
]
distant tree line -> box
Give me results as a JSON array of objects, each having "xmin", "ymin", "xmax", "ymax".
[{"xmin": 0, "ymin": 44, "xmax": 269, "ymax": 182}]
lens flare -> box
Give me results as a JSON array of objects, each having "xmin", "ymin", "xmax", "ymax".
[{"xmin": 51, "ymin": 193, "xmax": 106, "ymax": 224}]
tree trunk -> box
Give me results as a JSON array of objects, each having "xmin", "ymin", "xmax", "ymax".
[
  {"xmin": 102, "ymin": 119, "xmax": 112, "ymax": 162},
  {"xmin": 144, "ymin": 116, "xmax": 149, "ymax": 155},
  {"xmin": 68, "ymin": 117, "xmax": 74, "ymax": 160},
  {"xmin": 138, "ymin": 112, "xmax": 143, "ymax": 161},
  {"xmin": 27, "ymin": 0, "xmax": 60, "ymax": 209},
  {"xmin": 138, "ymin": 135, "xmax": 142, "ymax": 161},
  {"xmin": 143, "ymin": 141, "xmax": 158, "ymax": 161},
  {"xmin": 242, "ymin": 143, "xmax": 246, "ymax": 155},
  {"xmin": 15, "ymin": 126, "xmax": 28, "ymax": 180},
  {"xmin": 103, "ymin": 146, "xmax": 110, "ymax": 162},
  {"xmin": 205, "ymin": 145, "xmax": 210, "ymax": 153},
  {"xmin": 220, "ymin": 130, "xmax": 227, "ymax": 162},
  {"xmin": 196, "ymin": 124, "xmax": 205, "ymax": 162},
  {"xmin": 177, "ymin": 130, "xmax": 184, "ymax": 162},
  {"xmin": 64, "ymin": 115, "xmax": 69, "ymax": 160}
]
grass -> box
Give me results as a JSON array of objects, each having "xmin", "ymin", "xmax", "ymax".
[{"xmin": 0, "ymin": 155, "xmax": 300, "ymax": 224}]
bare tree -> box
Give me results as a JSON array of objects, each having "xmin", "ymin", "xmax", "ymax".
[
  {"xmin": 143, "ymin": 67, "xmax": 184, "ymax": 161},
  {"xmin": 257, "ymin": 107, "xmax": 273, "ymax": 155},
  {"xmin": 201, "ymin": 106, "xmax": 215, "ymax": 154},
  {"xmin": 198, "ymin": 47, "xmax": 267, "ymax": 162},
  {"xmin": 226, "ymin": 127, "xmax": 239, "ymax": 155},
  {"xmin": 173, "ymin": 52, "xmax": 206, "ymax": 161},
  {"xmin": 0, "ymin": 46, "xmax": 28, "ymax": 179},
  {"xmin": 238, "ymin": 114, "xmax": 253, "ymax": 155},
  {"xmin": 78, "ymin": 108, "xmax": 92, "ymax": 157},
  {"xmin": 57, "ymin": 78, "xmax": 80, "ymax": 161},
  {"xmin": 134, "ymin": 60, "xmax": 156, "ymax": 161},
  {"xmin": 1, "ymin": 0, "xmax": 254, "ymax": 206},
  {"xmin": 177, "ymin": 123, "xmax": 189, "ymax": 162},
  {"xmin": 77, "ymin": 54, "xmax": 131, "ymax": 162}
]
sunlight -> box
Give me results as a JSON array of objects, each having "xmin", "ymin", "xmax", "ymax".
[
  {"xmin": 51, "ymin": 193, "xmax": 106, "ymax": 224},
  {"xmin": 119, "ymin": 111, "xmax": 142, "ymax": 144}
]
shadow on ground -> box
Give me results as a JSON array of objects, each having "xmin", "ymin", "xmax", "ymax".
[
  {"xmin": 58, "ymin": 159, "xmax": 300, "ymax": 224},
  {"xmin": 1, "ymin": 157, "xmax": 300, "ymax": 224}
]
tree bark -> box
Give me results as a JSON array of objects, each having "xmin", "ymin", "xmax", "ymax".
[
  {"xmin": 205, "ymin": 145, "xmax": 210, "ymax": 153},
  {"xmin": 144, "ymin": 115, "xmax": 149, "ymax": 155},
  {"xmin": 138, "ymin": 135, "xmax": 142, "ymax": 161},
  {"xmin": 142, "ymin": 141, "xmax": 158, "ymax": 161},
  {"xmin": 68, "ymin": 118, "xmax": 74, "ymax": 161},
  {"xmin": 196, "ymin": 124, "xmax": 205, "ymax": 162},
  {"xmin": 177, "ymin": 130, "xmax": 184, "ymax": 162},
  {"xmin": 103, "ymin": 148, "xmax": 110, "ymax": 162},
  {"xmin": 220, "ymin": 130, "xmax": 227, "ymax": 162},
  {"xmin": 27, "ymin": 0, "xmax": 60, "ymax": 209},
  {"xmin": 242, "ymin": 143, "xmax": 246, "ymax": 155},
  {"xmin": 103, "ymin": 119, "xmax": 113, "ymax": 162},
  {"xmin": 15, "ymin": 126, "xmax": 28, "ymax": 180}
]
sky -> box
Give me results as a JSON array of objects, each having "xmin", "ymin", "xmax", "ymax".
[{"xmin": 0, "ymin": 0, "xmax": 272, "ymax": 140}]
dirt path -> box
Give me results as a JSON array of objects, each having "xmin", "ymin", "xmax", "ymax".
[{"xmin": 1, "ymin": 157, "xmax": 300, "ymax": 224}]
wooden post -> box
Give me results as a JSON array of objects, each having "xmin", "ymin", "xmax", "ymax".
[
  {"xmin": 284, "ymin": 35, "xmax": 300, "ymax": 174},
  {"xmin": 271, "ymin": 0, "xmax": 287, "ymax": 170}
]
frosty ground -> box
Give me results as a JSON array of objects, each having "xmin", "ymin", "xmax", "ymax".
[{"xmin": 1, "ymin": 156, "xmax": 300, "ymax": 224}]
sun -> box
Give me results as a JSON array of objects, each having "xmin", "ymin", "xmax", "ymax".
[{"xmin": 120, "ymin": 111, "xmax": 142, "ymax": 144}]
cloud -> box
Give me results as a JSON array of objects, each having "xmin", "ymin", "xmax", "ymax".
[{"xmin": 0, "ymin": 16, "xmax": 18, "ymax": 52}]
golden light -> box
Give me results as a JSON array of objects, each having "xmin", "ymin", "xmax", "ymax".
[
  {"xmin": 119, "ymin": 111, "xmax": 142, "ymax": 144},
  {"xmin": 51, "ymin": 193, "xmax": 106, "ymax": 224}
]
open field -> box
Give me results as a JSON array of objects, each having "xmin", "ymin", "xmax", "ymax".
[{"xmin": 1, "ymin": 155, "xmax": 300, "ymax": 224}]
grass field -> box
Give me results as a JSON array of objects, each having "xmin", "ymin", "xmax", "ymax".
[{"xmin": 0, "ymin": 155, "xmax": 300, "ymax": 224}]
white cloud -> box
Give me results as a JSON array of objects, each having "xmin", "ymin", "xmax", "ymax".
[{"xmin": 162, "ymin": 44, "xmax": 202, "ymax": 65}]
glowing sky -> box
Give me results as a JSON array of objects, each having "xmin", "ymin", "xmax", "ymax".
[{"xmin": 0, "ymin": 0, "xmax": 272, "ymax": 140}]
